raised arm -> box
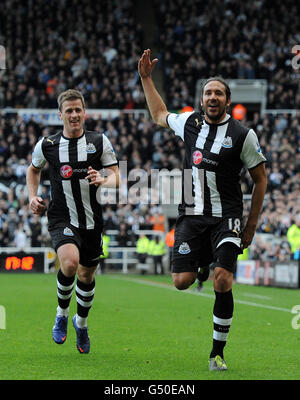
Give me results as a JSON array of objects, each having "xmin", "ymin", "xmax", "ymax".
[{"xmin": 138, "ymin": 49, "xmax": 169, "ymax": 128}]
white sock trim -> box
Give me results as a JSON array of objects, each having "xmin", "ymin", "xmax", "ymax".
[
  {"xmin": 213, "ymin": 315, "xmax": 233, "ymax": 325},
  {"xmin": 213, "ymin": 330, "xmax": 229, "ymax": 341},
  {"xmin": 76, "ymin": 314, "xmax": 87, "ymax": 328},
  {"xmin": 57, "ymin": 306, "xmax": 69, "ymax": 317}
]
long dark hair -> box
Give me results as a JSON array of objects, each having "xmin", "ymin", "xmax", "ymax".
[{"xmin": 201, "ymin": 76, "xmax": 231, "ymax": 101}]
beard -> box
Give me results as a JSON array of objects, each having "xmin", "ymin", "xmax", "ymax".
[{"xmin": 203, "ymin": 103, "xmax": 227, "ymax": 122}]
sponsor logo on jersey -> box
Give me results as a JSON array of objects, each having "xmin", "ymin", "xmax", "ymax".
[
  {"xmin": 193, "ymin": 150, "xmax": 219, "ymax": 167},
  {"xmin": 86, "ymin": 143, "xmax": 96, "ymax": 154},
  {"xmin": 221, "ymin": 137, "xmax": 232, "ymax": 148},
  {"xmin": 60, "ymin": 164, "xmax": 73, "ymax": 178},
  {"xmin": 178, "ymin": 242, "xmax": 191, "ymax": 254},
  {"xmin": 193, "ymin": 150, "xmax": 203, "ymax": 165},
  {"xmin": 63, "ymin": 227, "xmax": 74, "ymax": 236},
  {"xmin": 203, "ymin": 157, "xmax": 219, "ymax": 166},
  {"xmin": 73, "ymin": 168, "xmax": 88, "ymax": 173}
]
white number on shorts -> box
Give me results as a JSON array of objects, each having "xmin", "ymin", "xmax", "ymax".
[{"xmin": 228, "ymin": 218, "xmax": 241, "ymax": 232}]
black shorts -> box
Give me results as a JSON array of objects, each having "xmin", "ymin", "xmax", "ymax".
[
  {"xmin": 49, "ymin": 223, "xmax": 103, "ymax": 267},
  {"xmin": 172, "ymin": 215, "xmax": 243, "ymax": 273}
]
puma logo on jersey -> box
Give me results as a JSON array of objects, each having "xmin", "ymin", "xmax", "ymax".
[
  {"xmin": 47, "ymin": 138, "xmax": 55, "ymax": 145},
  {"xmin": 195, "ymin": 118, "xmax": 201, "ymax": 127}
]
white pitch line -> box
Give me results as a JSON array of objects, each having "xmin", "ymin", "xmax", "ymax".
[
  {"xmin": 241, "ymin": 292, "xmax": 272, "ymax": 300},
  {"xmin": 202, "ymin": 286, "xmax": 272, "ymax": 301},
  {"xmin": 112, "ymin": 276, "xmax": 291, "ymax": 314}
]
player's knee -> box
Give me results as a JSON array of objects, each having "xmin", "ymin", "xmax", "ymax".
[
  {"xmin": 57, "ymin": 243, "xmax": 79, "ymax": 277},
  {"xmin": 213, "ymin": 243, "xmax": 238, "ymax": 292},
  {"xmin": 61, "ymin": 258, "xmax": 78, "ymax": 276},
  {"xmin": 214, "ymin": 268, "xmax": 232, "ymax": 292},
  {"xmin": 215, "ymin": 243, "xmax": 239, "ymax": 267},
  {"xmin": 172, "ymin": 272, "xmax": 196, "ymax": 290},
  {"xmin": 173, "ymin": 277, "xmax": 190, "ymax": 290},
  {"xmin": 77, "ymin": 267, "xmax": 95, "ymax": 284}
]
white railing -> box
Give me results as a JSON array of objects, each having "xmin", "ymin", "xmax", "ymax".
[{"xmin": 103, "ymin": 247, "xmax": 138, "ymax": 274}]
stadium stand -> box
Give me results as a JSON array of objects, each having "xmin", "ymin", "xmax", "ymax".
[
  {"xmin": 152, "ymin": 0, "xmax": 300, "ymax": 110},
  {"xmin": 0, "ymin": 0, "xmax": 146, "ymax": 110},
  {"xmin": 0, "ymin": 0, "xmax": 299, "ymax": 269}
]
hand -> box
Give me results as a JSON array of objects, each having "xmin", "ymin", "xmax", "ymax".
[
  {"xmin": 241, "ymin": 224, "xmax": 256, "ymax": 249},
  {"xmin": 29, "ymin": 196, "xmax": 46, "ymax": 215},
  {"xmin": 138, "ymin": 49, "xmax": 159, "ymax": 79},
  {"xmin": 85, "ymin": 166, "xmax": 105, "ymax": 187}
]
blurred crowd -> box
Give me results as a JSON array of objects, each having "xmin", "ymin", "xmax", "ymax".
[
  {"xmin": 0, "ymin": 0, "xmax": 299, "ymax": 263},
  {"xmin": 0, "ymin": 0, "xmax": 145, "ymax": 110},
  {"xmin": 0, "ymin": 110, "xmax": 299, "ymax": 262},
  {"xmin": 1, "ymin": 0, "xmax": 300, "ymax": 111},
  {"xmin": 153, "ymin": 0, "xmax": 300, "ymax": 110}
]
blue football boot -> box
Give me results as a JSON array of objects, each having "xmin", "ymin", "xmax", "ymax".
[
  {"xmin": 52, "ymin": 315, "xmax": 68, "ymax": 344},
  {"xmin": 72, "ymin": 315, "xmax": 90, "ymax": 354}
]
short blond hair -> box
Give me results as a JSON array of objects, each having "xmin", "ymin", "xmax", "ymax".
[{"xmin": 57, "ymin": 89, "xmax": 85, "ymax": 111}]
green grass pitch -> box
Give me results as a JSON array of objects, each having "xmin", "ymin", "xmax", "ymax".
[{"xmin": 0, "ymin": 272, "xmax": 299, "ymax": 380}]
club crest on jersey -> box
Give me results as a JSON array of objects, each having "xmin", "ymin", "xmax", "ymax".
[
  {"xmin": 63, "ymin": 227, "xmax": 74, "ymax": 236},
  {"xmin": 193, "ymin": 150, "xmax": 203, "ymax": 165},
  {"xmin": 86, "ymin": 143, "xmax": 96, "ymax": 154},
  {"xmin": 178, "ymin": 242, "xmax": 191, "ymax": 255},
  {"xmin": 221, "ymin": 137, "xmax": 232, "ymax": 148},
  {"xmin": 60, "ymin": 164, "xmax": 73, "ymax": 178}
]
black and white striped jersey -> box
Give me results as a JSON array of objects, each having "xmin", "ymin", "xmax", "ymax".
[
  {"xmin": 167, "ymin": 111, "xmax": 266, "ymax": 218},
  {"xmin": 31, "ymin": 130, "xmax": 118, "ymax": 230}
]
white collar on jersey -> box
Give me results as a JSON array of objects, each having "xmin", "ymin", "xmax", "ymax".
[{"xmin": 221, "ymin": 113, "xmax": 231, "ymax": 123}]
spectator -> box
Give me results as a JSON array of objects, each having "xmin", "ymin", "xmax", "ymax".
[
  {"xmin": 7, "ymin": 208, "xmax": 18, "ymax": 244},
  {"xmin": 115, "ymin": 222, "xmax": 130, "ymax": 270},
  {"xmin": 150, "ymin": 211, "xmax": 165, "ymax": 232},
  {"xmin": 287, "ymin": 214, "xmax": 300, "ymax": 259},
  {"xmin": 99, "ymin": 232, "xmax": 110, "ymax": 273},
  {"xmin": 29, "ymin": 214, "xmax": 42, "ymax": 247},
  {"xmin": 136, "ymin": 234, "xmax": 150, "ymax": 275},
  {"xmin": 0, "ymin": 221, "xmax": 10, "ymax": 247},
  {"xmin": 165, "ymin": 226, "xmax": 175, "ymax": 271},
  {"xmin": 148, "ymin": 235, "xmax": 166, "ymax": 275},
  {"xmin": 13, "ymin": 222, "xmax": 28, "ymax": 249}
]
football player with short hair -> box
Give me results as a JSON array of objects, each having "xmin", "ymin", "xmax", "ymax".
[{"xmin": 27, "ymin": 89, "xmax": 120, "ymax": 353}]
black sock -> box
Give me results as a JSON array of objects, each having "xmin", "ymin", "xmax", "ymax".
[
  {"xmin": 57, "ymin": 269, "xmax": 75, "ymax": 310},
  {"xmin": 210, "ymin": 289, "xmax": 234, "ymax": 359},
  {"xmin": 76, "ymin": 279, "xmax": 95, "ymax": 319}
]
